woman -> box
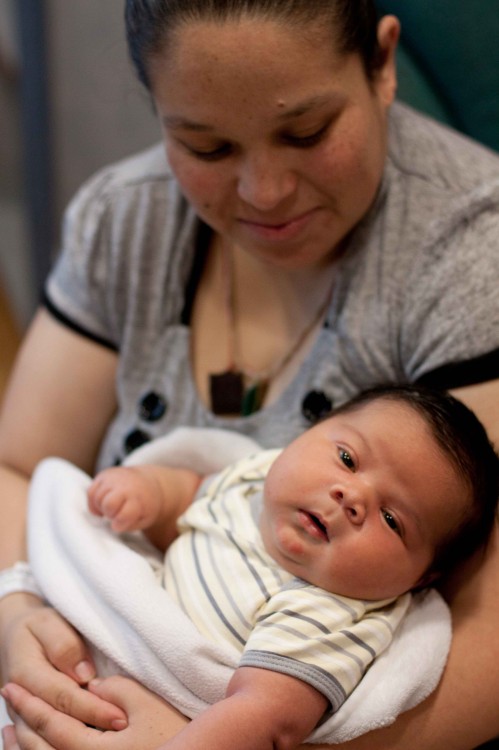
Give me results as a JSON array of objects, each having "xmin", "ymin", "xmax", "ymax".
[{"xmin": 1, "ymin": 1, "xmax": 498, "ymax": 748}]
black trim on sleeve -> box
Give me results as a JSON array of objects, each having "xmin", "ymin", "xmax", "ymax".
[
  {"xmin": 415, "ymin": 348, "xmax": 499, "ymax": 390},
  {"xmin": 43, "ymin": 291, "xmax": 118, "ymax": 352}
]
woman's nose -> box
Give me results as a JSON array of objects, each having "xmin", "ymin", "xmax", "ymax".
[
  {"xmin": 236, "ymin": 152, "xmax": 297, "ymax": 210},
  {"xmin": 330, "ymin": 485, "xmax": 367, "ymax": 526}
]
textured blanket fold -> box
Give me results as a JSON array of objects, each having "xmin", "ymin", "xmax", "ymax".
[{"xmin": 28, "ymin": 428, "xmax": 452, "ymax": 744}]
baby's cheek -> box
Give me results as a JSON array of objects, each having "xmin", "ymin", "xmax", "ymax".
[{"xmin": 277, "ymin": 526, "xmax": 305, "ymax": 557}]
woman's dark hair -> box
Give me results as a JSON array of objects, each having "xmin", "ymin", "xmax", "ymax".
[
  {"xmin": 124, "ymin": 0, "xmax": 383, "ymax": 91},
  {"xmin": 334, "ymin": 384, "xmax": 499, "ymax": 581}
]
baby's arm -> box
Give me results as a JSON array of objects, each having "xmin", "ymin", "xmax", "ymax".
[
  {"xmin": 157, "ymin": 666, "xmax": 328, "ymax": 750},
  {"xmin": 88, "ymin": 465, "xmax": 202, "ymax": 550}
]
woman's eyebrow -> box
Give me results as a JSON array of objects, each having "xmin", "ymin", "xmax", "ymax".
[
  {"xmin": 276, "ymin": 92, "xmax": 344, "ymax": 120},
  {"xmin": 161, "ymin": 115, "xmax": 214, "ymax": 132},
  {"xmin": 162, "ymin": 93, "xmax": 344, "ymax": 131}
]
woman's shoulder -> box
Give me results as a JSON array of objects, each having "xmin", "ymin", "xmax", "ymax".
[
  {"xmin": 378, "ymin": 102, "xmax": 499, "ymax": 257},
  {"xmin": 81, "ymin": 141, "xmax": 172, "ymax": 192},
  {"xmin": 387, "ymin": 102, "xmax": 499, "ymax": 196},
  {"xmin": 45, "ymin": 143, "xmax": 198, "ymax": 349},
  {"xmin": 64, "ymin": 142, "xmax": 183, "ymax": 225}
]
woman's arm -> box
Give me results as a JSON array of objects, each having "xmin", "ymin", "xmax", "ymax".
[
  {"xmin": 0, "ymin": 308, "xmax": 127, "ymax": 729},
  {"xmin": 0, "ymin": 309, "xmax": 119, "ymax": 484}
]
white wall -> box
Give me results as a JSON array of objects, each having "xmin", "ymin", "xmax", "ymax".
[
  {"xmin": 0, "ymin": 0, "xmax": 33, "ymax": 327},
  {"xmin": 0, "ymin": 0, "xmax": 160, "ymax": 326},
  {"xmin": 46, "ymin": 0, "xmax": 159, "ymax": 222}
]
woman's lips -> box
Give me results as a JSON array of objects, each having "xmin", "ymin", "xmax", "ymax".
[{"xmin": 238, "ymin": 209, "xmax": 319, "ymax": 241}]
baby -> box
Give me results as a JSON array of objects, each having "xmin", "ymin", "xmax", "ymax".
[{"xmin": 88, "ymin": 385, "xmax": 499, "ymax": 750}]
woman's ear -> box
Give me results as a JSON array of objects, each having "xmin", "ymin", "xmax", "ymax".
[{"xmin": 373, "ymin": 15, "xmax": 400, "ymax": 106}]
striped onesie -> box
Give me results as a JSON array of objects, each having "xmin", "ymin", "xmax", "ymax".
[{"xmin": 163, "ymin": 450, "xmax": 411, "ymax": 712}]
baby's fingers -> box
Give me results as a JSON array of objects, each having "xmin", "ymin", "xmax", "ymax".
[
  {"xmin": 88, "ymin": 482, "xmax": 126, "ymax": 524},
  {"xmin": 87, "ymin": 478, "xmax": 107, "ymax": 517},
  {"xmin": 99, "ymin": 492, "xmax": 127, "ymax": 523},
  {"xmin": 107, "ymin": 501, "xmax": 146, "ymax": 533}
]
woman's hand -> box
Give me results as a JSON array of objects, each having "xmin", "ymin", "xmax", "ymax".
[
  {"xmin": 0, "ymin": 593, "xmax": 127, "ymax": 731},
  {"xmin": 2, "ymin": 675, "xmax": 188, "ymax": 750}
]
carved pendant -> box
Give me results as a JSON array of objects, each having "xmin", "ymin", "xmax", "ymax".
[
  {"xmin": 209, "ymin": 370, "xmax": 244, "ymax": 415},
  {"xmin": 209, "ymin": 371, "xmax": 268, "ymax": 416}
]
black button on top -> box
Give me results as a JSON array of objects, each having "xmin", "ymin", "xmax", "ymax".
[
  {"xmin": 124, "ymin": 428, "xmax": 151, "ymax": 455},
  {"xmin": 138, "ymin": 391, "xmax": 167, "ymax": 422},
  {"xmin": 301, "ymin": 390, "xmax": 333, "ymax": 423}
]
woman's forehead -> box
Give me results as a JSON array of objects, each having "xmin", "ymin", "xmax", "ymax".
[
  {"xmin": 150, "ymin": 15, "xmax": 346, "ymax": 80},
  {"xmin": 149, "ymin": 17, "xmax": 365, "ymax": 120}
]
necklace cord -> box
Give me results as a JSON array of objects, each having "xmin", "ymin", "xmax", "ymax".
[
  {"xmin": 210, "ymin": 241, "xmax": 334, "ymax": 416},
  {"xmin": 222, "ymin": 240, "xmax": 334, "ymax": 384}
]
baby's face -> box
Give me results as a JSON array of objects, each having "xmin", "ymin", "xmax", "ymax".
[{"xmin": 260, "ymin": 399, "xmax": 468, "ymax": 600}]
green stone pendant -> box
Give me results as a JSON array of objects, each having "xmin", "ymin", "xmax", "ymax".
[{"xmin": 241, "ymin": 380, "xmax": 268, "ymax": 416}]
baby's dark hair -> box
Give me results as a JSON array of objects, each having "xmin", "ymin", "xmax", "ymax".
[{"xmin": 334, "ymin": 384, "xmax": 499, "ymax": 580}]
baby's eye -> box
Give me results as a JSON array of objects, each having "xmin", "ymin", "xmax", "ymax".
[
  {"xmin": 382, "ymin": 510, "xmax": 401, "ymax": 535},
  {"xmin": 339, "ymin": 449, "xmax": 355, "ymax": 471}
]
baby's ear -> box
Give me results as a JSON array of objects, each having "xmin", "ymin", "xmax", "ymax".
[{"xmin": 413, "ymin": 570, "xmax": 440, "ymax": 592}]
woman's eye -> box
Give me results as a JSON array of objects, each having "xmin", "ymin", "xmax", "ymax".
[
  {"xmin": 382, "ymin": 510, "xmax": 401, "ymax": 536},
  {"xmin": 339, "ymin": 449, "xmax": 355, "ymax": 471},
  {"xmin": 283, "ymin": 123, "xmax": 330, "ymax": 149},
  {"xmin": 184, "ymin": 143, "xmax": 233, "ymax": 161}
]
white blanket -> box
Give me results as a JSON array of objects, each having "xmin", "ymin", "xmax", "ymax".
[{"xmin": 27, "ymin": 428, "xmax": 452, "ymax": 744}]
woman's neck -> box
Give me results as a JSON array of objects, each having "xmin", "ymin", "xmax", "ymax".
[
  {"xmin": 190, "ymin": 235, "xmax": 337, "ymax": 412},
  {"xmin": 229, "ymin": 241, "xmax": 337, "ymax": 328}
]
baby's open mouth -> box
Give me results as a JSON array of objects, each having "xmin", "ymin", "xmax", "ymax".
[
  {"xmin": 310, "ymin": 514, "xmax": 329, "ymax": 539},
  {"xmin": 300, "ymin": 511, "xmax": 329, "ymax": 541}
]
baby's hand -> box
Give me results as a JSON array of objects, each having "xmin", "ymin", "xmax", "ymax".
[{"xmin": 88, "ymin": 466, "xmax": 163, "ymax": 533}]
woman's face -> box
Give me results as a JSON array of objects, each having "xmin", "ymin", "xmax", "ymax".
[{"xmin": 150, "ymin": 15, "xmax": 399, "ymax": 269}]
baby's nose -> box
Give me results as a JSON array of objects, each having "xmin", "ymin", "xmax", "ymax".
[{"xmin": 330, "ymin": 486, "xmax": 367, "ymax": 526}]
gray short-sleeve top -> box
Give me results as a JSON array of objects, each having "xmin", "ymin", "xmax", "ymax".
[{"xmin": 45, "ymin": 103, "xmax": 499, "ymax": 468}]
